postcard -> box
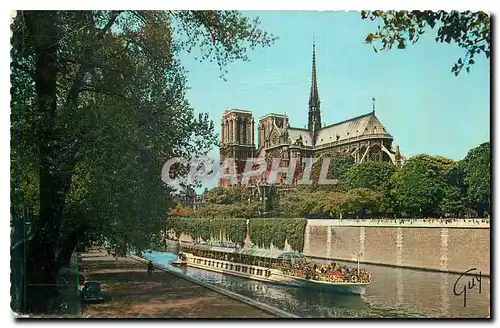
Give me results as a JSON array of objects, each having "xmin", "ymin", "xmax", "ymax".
[{"xmin": 10, "ymin": 9, "xmax": 490, "ymax": 319}]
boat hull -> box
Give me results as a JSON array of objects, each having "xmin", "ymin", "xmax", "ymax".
[
  {"xmin": 184, "ymin": 255, "xmax": 368, "ymax": 296},
  {"xmin": 169, "ymin": 260, "xmax": 187, "ymax": 267},
  {"xmin": 283, "ymin": 276, "xmax": 367, "ymax": 295}
]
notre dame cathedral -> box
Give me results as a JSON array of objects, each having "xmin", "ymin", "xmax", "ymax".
[{"xmin": 219, "ymin": 43, "xmax": 403, "ymax": 187}]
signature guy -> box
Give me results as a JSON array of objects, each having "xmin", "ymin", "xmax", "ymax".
[{"xmin": 453, "ymin": 268, "xmax": 482, "ymax": 307}]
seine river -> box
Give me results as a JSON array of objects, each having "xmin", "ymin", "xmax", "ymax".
[{"xmin": 143, "ymin": 248, "xmax": 490, "ymax": 318}]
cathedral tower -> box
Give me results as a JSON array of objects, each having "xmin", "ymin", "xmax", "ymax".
[
  {"xmin": 308, "ymin": 40, "xmax": 322, "ymax": 146},
  {"xmin": 219, "ymin": 109, "xmax": 255, "ymax": 185}
]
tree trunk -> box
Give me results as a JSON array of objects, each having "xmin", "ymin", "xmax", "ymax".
[
  {"xmin": 55, "ymin": 230, "xmax": 79, "ymax": 270},
  {"xmin": 23, "ymin": 11, "xmax": 61, "ymax": 314}
]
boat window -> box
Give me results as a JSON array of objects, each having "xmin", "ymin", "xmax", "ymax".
[
  {"xmin": 230, "ymin": 264, "xmax": 234, "ymax": 270},
  {"xmin": 225, "ymin": 263, "xmax": 229, "ymax": 269}
]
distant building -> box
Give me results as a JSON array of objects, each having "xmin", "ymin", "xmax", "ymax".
[
  {"xmin": 174, "ymin": 187, "xmax": 206, "ymax": 209},
  {"xmin": 219, "ymin": 42, "xmax": 403, "ymax": 186}
]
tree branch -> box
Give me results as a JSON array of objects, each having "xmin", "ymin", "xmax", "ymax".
[
  {"xmin": 98, "ymin": 11, "xmax": 123, "ymax": 37},
  {"xmin": 81, "ymin": 85, "xmax": 128, "ymax": 100}
]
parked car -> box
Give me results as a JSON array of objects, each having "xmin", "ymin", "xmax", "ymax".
[{"xmin": 81, "ymin": 281, "xmax": 104, "ymax": 303}]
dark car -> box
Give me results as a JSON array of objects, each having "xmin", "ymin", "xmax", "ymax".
[{"xmin": 81, "ymin": 281, "xmax": 104, "ymax": 303}]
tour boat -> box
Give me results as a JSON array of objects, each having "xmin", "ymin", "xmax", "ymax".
[{"xmin": 177, "ymin": 244, "xmax": 371, "ymax": 295}]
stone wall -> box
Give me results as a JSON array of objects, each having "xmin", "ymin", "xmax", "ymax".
[{"xmin": 303, "ymin": 221, "xmax": 490, "ymax": 275}]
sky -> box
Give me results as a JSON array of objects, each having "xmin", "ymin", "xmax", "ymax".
[{"xmin": 176, "ymin": 11, "xmax": 490, "ymax": 190}]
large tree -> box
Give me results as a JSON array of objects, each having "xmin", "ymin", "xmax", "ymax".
[
  {"xmin": 11, "ymin": 10, "xmax": 276, "ymax": 313},
  {"xmin": 458, "ymin": 142, "xmax": 490, "ymax": 217},
  {"xmin": 345, "ymin": 161, "xmax": 396, "ymax": 192},
  {"xmin": 309, "ymin": 151, "xmax": 355, "ymax": 190},
  {"xmin": 362, "ymin": 10, "xmax": 490, "ymax": 75},
  {"xmin": 390, "ymin": 154, "xmax": 464, "ymax": 217}
]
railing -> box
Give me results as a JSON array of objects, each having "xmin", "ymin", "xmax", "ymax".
[{"xmin": 307, "ymin": 218, "xmax": 490, "ymax": 228}]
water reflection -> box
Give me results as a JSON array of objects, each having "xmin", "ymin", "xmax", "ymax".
[
  {"xmin": 143, "ymin": 249, "xmax": 489, "ymax": 318},
  {"xmin": 396, "ymin": 268, "xmax": 403, "ymax": 307},
  {"xmin": 440, "ymin": 273, "xmax": 449, "ymax": 317}
]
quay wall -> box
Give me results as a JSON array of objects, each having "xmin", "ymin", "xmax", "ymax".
[
  {"xmin": 303, "ymin": 220, "xmax": 490, "ymax": 276},
  {"xmin": 173, "ymin": 219, "xmax": 490, "ymax": 276}
]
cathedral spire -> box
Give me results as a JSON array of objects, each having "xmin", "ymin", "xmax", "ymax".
[
  {"xmin": 308, "ymin": 37, "xmax": 322, "ymax": 145},
  {"xmin": 309, "ymin": 38, "xmax": 320, "ymax": 110}
]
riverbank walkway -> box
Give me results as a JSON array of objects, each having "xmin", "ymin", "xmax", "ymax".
[{"xmin": 80, "ymin": 250, "xmax": 275, "ymax": 318}]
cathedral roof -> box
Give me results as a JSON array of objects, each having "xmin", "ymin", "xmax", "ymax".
[
  {"xmin": 314, "ymin": 111, "xmax": 393, "ymax": 147},
  {"xmin": 287, "ymin": 127, "xmax": 313, "ymax": 146}
]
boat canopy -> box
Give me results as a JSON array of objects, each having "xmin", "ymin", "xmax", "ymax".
[{"xmin": 182, "ymin": 244, "xmax": 306, "ymax": 260}]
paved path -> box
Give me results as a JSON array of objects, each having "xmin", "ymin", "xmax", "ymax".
[{"xmin": 80, "ymin": 250, "xmax": 275, "ymax": 318}]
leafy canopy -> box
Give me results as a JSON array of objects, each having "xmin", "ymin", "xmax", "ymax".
[
  {"xmin": 362, "ymin": 10, "xmax": 490, "ymax": 75},
  {"xmin": 458, "ymin": 142, "xmax": 490, "ymax": 216},
  {"xmin": 11, "ymin": 10, "xmax": 276, "ymax": 313}
]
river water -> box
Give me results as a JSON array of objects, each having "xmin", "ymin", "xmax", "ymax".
[{"xmin": 142, "ymin": 248, "xmax": 490, "ymax": 318}]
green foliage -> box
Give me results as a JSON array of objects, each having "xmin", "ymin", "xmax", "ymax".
[
  {"xmin": 438, "ymin": 185, "xmax": 466, "ymax": 217},
  {"xmin": 12, "ymin": 9, "xmax": 274, "ymax": 250},
  {"xmin": 362, "ymin": 10, "xmax": 490, "ymax": 75},
  {"xmin": 249, "ymin": 218, "xmax": 307, "ymax": 252},
  {"xmin": 458, "ymin": 142, "xmax": 490, "ymax": 216},
  {"xmin": 170, "ymin": 217, "xmax": 307, "ymax": 252},
  {"xmin": 277, "ymin": 187, "xmax": 386, "ymax": 219},
  {"xmin": 310, "ymin": 151, "xmax": 354, "ymax": 190},
  {"xmin": 284, "ymin": 218, "xmax": 307, "ymax": 252},
  {"xmin": 196, "ymin": 202, "xmax": 260, "ymax": 219},
  {"xmin": 11, "ymin": 10, "xmax": 276, "ymax": 312},
  {"xmin": 345, "ymin": 161, "xmax": 396, "ymax": 192},
  {"xmin": 171, "ymin": 11, "xmax": 278, "ymax": 78},
  {"xmin": 341, "ymin": 188, "xmax": 383, "ymax": 217},
  {"xmin": 166, "ymin": 217, "xmax": 247, "ymax": 245},
  {"xmin": 390, "ymin": 154, "xmax": 463, "ymax": 217},
  {"xmin": 204, "ymin": 185, "xmax": 251, "ymax": 204},
  {"xmin": 248, "ymin": 219, "xmax": 274, "ymax": 249}
]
